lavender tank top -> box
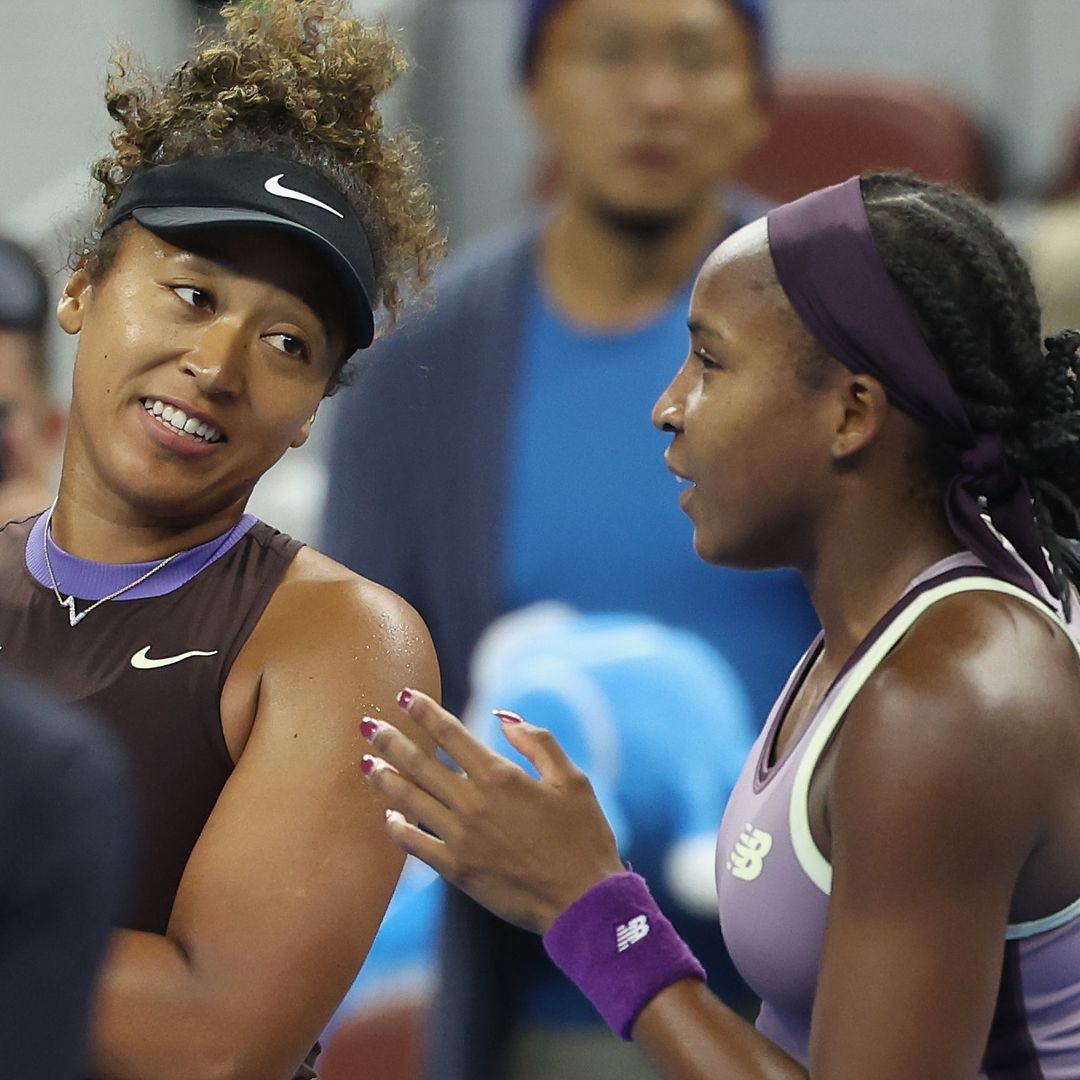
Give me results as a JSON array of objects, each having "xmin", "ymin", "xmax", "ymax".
[{"xmin": 716, "ymin": 554, "xmax": 1080, "ymax": 1078}]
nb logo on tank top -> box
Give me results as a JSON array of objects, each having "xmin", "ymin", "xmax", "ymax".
[
  {"xmin": 615, "ymin": 914, "xmax": 650, "ymax": 952},
  {"xmin": 726, "ymin": 824, "xmax": 773, "ymax": 882}
]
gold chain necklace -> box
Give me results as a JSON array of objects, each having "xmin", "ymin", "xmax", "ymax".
[{"xmin": 42, "ymin": 520, "xmax": 180, "ymax": 628}]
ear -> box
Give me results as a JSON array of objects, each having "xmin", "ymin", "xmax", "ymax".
[
  {"xmin": 56, "ymin": 269, "xmax": 93, "ymax": 336},
  {"xmin": 830, "ymin": 373, "xmax": 890, "ymax": 463},
  {"xmin": 734, "ymin": 94, "xmax": 770, "ymax": 161},
  {"xmin": 289, "ymin": 406, "xmax": 319, "ymax": 450},
  {"xmin": 523, "ymin": 77, "xmax": 558, "ymax": 150}
]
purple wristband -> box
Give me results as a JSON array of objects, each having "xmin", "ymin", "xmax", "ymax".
[{"xmin": 542, "ymin": 872, "xmax": 706, "ymax": 1040}]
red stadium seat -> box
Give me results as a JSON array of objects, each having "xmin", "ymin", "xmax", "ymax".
[
  {"xmin": 316, "ymin": 995, "xmax": 428, "ymax": 1080},
  {"xmin": 1048, "ymin": 108, "xmax": 1080, "ymax": 199},
  {"xmin": 735, "ymin": 74, "xmax": 996, "ymax": 202}
]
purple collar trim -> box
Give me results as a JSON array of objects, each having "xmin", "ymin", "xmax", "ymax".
[
  {"xmin": 25, "ymin": 509, "xmax": 258, "ymax": 601},
  {"xmin": 767, "ymin": 176, "xmax": 1055, "ymax": 599}
]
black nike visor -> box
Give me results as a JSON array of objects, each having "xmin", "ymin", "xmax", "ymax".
[{"xmin": 103, "ymin": 153, "xmax": 377, "ymax": 352}]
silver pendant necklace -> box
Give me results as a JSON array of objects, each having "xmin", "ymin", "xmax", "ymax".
[{"xmin": 42, "ymin": 518, "xmax": 180, "ymax": 628}]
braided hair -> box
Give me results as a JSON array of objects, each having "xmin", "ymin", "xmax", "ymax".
[{"xmin": 860, "ymin": 172, "xmax": 1080, "ymax": 608}]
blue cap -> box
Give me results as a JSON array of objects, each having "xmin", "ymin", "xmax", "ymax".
[
  {"xmin": 520, "ymin": 0, "xmax": 767, "ymax": 82},
  {"xmin": 0, "ymin": 238, "xmax": 48, "ymax": 332}
]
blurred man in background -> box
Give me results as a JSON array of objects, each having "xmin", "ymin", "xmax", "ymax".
[
  {"xmin": 0, "ymin": 237, "xmax": 65, "ymax": 524},
  {"xmin": 323, "ymin": 1, "xmax": 820, "ymax": 1076}
]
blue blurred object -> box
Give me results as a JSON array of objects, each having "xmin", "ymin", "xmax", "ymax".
[{"xmin": 332, "ymin": 605, "xmax": 758, "ymax": 1032}]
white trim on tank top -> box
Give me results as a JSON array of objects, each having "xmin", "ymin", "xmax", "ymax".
[{"xmin": 788, "ymin": 575, "xmax": 1080, "ymax": 940}]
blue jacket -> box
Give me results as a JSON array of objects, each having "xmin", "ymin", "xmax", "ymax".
[
  {"xmin": 322, "ymin": 200, "xmax": 794, "ymax": 715},
  {"xmin": 324, "ymin": 224, "xmax": 543, "ymax": 714}
]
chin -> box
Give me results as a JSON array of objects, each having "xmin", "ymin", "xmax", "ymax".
[
  {"xmin": 691, "ymin": 530, "xmax": 729, "ymax": 567},
  {"xmin": 693, "ymin": 528, "xmax": 785, "ymax": 573},
  {"xmin": 588, "ymin": 196, "xmax": 694, "ymax": 242}
]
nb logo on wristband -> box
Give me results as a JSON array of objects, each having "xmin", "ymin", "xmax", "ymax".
[{"xmin": 615, "ymin": 914, "xmax": 651, "ymax": 952}]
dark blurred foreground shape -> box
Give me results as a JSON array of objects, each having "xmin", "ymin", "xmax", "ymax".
[
  {"xmin": 736, "ymin": 73, "xmax": 996, "ymax": 202},
  {"xmin": 0, "ymin": 673, "xmax": 132, "ymax": 1080}
]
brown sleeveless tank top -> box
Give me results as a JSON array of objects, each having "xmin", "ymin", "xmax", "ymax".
[
  {"xmin": 0, "ymin": 512, "xmax": 327, "ymax": 1078},
  {"xmin": 0, "ymin": 513, "xmax": 302, "ymax": 934}
]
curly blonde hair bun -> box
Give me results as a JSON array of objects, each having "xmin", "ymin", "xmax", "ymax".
[{"xmin": 78, "ymin": 0, "xmax": 443, "ymax": 374}]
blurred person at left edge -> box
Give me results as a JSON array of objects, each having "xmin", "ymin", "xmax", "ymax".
[{"xmin": 0, "ymin": 237, "xmax": 66, "ymax": 523}]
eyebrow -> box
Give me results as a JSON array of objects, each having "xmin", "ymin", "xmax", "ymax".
[
  {"xmin": 687, "ymin": 318, "xmax": 725, "ymax": 341},
  {"xmin": 164, "ymin": 249, "xmax": 227, "ymax": 277},
  {"xmin": 578, "ymin": 7, "xmax": 725, "ymax": 35}
]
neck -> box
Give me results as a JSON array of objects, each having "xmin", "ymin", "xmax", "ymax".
[
  {"xmin": 51, "ymin": 466, "xmax": 249, "ymax": 563},
  {"xmin": 800, "ymin": 487, "xmax": 963, "ymax": 671},
  {"xmin": 539, "ymin": 193, "xmax": 726, "ymax": 329}
]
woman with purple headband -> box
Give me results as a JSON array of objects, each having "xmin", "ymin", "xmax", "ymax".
[
  {"xmin": 0, "ymin": 2, "xmax": 443, "ymax": 1077},
  {"xmin": 361, "ymin": 172, "xmax": 1080, "ymax": 1078}
]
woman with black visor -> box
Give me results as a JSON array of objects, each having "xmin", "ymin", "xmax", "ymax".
[{"xmin": 0, "ymin": 2, "xmax": 442, "ymax": 1077}]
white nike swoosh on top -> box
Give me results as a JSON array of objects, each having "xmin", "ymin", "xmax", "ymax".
[
  {"xmin": 264, "ymin": 174, "xmax": 345, "ymax": 218},
  {"xmin": 130, "ymin": 646, "xmax": 219, "ymax": 670}
]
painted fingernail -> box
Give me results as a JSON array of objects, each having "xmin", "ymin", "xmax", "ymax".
[
  {"xmin": 493, "ymin": 709, "xmax": 525, "ymax": 724},
  {"xmin": 360, "ymin": 716, "xmax": 380, "ymax": 740},
  {"xmin": 360, "ymin": 754, "xmax": 379, "ymax": 776},
  {"xmin": 397, "ymin": 688, "xmax": 414, "ymax": 710},
  {"xmin": 385, "ymin": 809, "xmax": 406, "ymax": 825}
]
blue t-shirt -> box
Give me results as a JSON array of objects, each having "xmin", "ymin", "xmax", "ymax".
[{"xmin": 503, "ymin": 280, "xmax": 819, "ymax": 722}]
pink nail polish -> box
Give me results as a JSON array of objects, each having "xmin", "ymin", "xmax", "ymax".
[
  {"xmin": 360, "ymin": 754, "xmax": 377, "ymax": 776},
  {"xmin": 397, "ymin": 688, "xmax": 414, "ymax": 709},
  {"xmin": 360, "ymin": 717, "xmax": 379, "ymax": 740},
  {"xmin": 493, "ymin": 709, "xmax": 525, "ymax": 724}
]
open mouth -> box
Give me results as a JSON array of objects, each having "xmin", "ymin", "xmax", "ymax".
[{"xmin": 141, "ymin": 398, "xmax": 225, "ymax": 444}]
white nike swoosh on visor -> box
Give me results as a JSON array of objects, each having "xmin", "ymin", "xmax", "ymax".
[
  {"xmin": 130, "ymin": 646, "xmax": 219, "ymax": 670},
  {"xmin": 263, "ymin": 174, "xmax": 345, "ymax": 218}
]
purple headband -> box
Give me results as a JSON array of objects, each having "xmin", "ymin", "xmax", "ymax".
[{"xmin": 767, "ymin": 176, "xmax": 1054, "ymax": 598}]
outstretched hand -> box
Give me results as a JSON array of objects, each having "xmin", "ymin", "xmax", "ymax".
[{"xmin": 359, "ymin": 689, "xmax": 625, "ymax": 935}]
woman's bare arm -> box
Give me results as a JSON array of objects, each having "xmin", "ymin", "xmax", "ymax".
[{"xmin": 89, "ymin": 553, "xmax": 439, "ymax": 1080}]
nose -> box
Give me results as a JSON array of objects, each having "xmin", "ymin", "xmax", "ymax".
[
  {"xmin": 629, "ymin": 44, "xmax": 689, "ymax": 116},
  {"xmin": 652, "ymin": 396, "xmax": 682, "ymax": 433},
  {"xmin": 181, "ymin": 320, "xmax": 247, "ymax": 398},
  {"xmin": 652, "ymin": 378, "xmax": 684, "ymax": 432},
  {"xmin": 637, "ymin": 65, "xmax": 685, "ymax": 114}
]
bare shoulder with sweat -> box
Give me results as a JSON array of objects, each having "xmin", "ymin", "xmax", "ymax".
[
  {"xmin": 842, "ymin": 585, "xmax": 1080, "ymax": 776},
  {"xmin": 802, "ymin": 588, "xmax": 1080, "ymax": 1078},
  {"xmin": 221, "ymin": 543, "xmax": 440, "ymax": 762},
  {"xmin": 96, "ymin": 547, "xmax": 441, "ymax": 1080}
]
